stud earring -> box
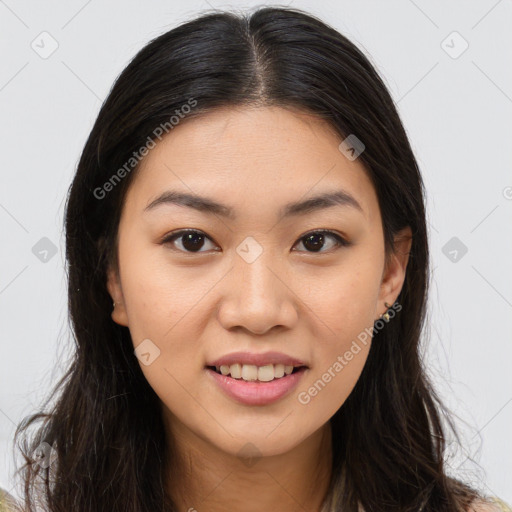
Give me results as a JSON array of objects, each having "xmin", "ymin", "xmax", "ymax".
[{"xmin": 380, "ymin": 301, "xmax": 392, "ymax": 322}]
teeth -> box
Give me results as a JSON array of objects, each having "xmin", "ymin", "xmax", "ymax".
[
  {"xmin": 213, "ymin": 363, "xmax": 302, "ymax": 381},
  {"xmin": 230, "ymin": 363, "xmax": 242, "ymax": 379},
  {"xmin": 241, "ymin": 364, "xmax": 258, "ymax": 381},
  {"xmin": 274, "ymin": 364, "xmax": 285, "ymax": 378},
  {"xmin": 257, "ymin": 364, "xmax": 274, "ymax": 382}
]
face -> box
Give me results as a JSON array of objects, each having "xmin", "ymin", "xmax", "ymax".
[{"xmin": 107, "ymin": 105, "xmax": 411, "ymax": 459}]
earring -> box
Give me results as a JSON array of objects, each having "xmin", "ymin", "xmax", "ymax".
[{"xmin": 380, "ymin": 301, "xmax": 392, "ymax": 322}]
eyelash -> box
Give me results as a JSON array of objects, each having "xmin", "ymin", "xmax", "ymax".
[{"xmin": 160, "ymin": 229, "xmax": 351, "ymax": 254}]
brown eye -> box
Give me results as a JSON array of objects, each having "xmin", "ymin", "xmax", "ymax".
[
  {"xmin": 294, "ymin": 230, "xmax": 349, "ymax": 253},
  {"xmin": 161, "ymin": 229, "xmax": 349, "ymax": 254},
  {"xmin": 162, "ymin": 230, "xmax": 218, "ymax": 253}
]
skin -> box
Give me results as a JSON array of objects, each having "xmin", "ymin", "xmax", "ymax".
[{"xmin": 106, "ymin": 105, "xmax": 412, "ymax": 512}]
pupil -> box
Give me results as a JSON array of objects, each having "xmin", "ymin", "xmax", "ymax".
[
  {"xmin": 304, "ymin": 233, "xmax": 324, "ymax": 252},
  {"xmin": 182, "ymin": 232, "xmax": 204, "ymax": 252}
]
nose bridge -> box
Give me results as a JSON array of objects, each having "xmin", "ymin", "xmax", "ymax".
[
  {"xmin": 235, "ymin": 240, "xmax": 283, "ymax": 306},
  {"xmin": 217, "ymin": 238, "xmax": 298, "ymax": 333}
]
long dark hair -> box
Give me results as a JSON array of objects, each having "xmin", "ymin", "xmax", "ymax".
[{"xmin": 13, "ymin": 6, "xmax": 481, "ymax": 511}]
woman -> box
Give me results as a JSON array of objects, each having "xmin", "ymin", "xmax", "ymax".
[{"xmin": 11, "ymin": 6, "xmax": 510, "ymax": 512}]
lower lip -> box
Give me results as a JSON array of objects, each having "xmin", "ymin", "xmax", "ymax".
[{"xmin": 206, "ymin": 367, "xmax": 307, "ymax": 406}]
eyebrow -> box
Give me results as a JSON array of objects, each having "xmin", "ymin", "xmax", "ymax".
[{"xmin": 144, "ymin": 189, "xmax": 364, "ymax": 219}]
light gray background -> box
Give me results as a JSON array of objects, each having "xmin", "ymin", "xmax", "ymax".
[{"xmin": 1, "ymin": 0, "xmax": 511, "ymax": 504}]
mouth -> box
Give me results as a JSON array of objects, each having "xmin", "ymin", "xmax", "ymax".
[
  {"xmin": 204, "ymin": 363, "xmax": 308, "ymax": 406},
  {"xmin": 206, "ymin": 363, "xmax": 307, "ymax": 382}
]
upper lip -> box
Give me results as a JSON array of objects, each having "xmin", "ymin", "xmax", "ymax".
[{"xmin": 206, "ymin": 351, "xmax": 307, "ymax": 368}]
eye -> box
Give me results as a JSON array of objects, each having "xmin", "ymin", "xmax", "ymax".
[
  {"xmin": 161, "ymin": 228, "xmax": 350, "ymax": 254},
  {"xmin": 161, "ymin": 229, "xmax": 219, "ymax": 253},
  {"xmin": 293, "ymin": 229, "xmax": 350, "ymax": 253}
]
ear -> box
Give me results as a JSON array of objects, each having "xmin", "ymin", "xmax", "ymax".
[
  {"xmin": 377, "ymin": 226, "xmax": 413, "ymax": 312},
  {"xmin": 106, "ymin": 264, "xmax": 129, "ymax": 327}
]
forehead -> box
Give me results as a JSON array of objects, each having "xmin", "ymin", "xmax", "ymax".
[{"xmin": 125, "ymin": 106, "xmax": 379, "ymax": 225}]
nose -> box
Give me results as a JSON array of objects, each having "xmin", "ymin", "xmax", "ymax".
[{"xmin": 216, "ymin": 250, "xmax": 299, "ymax": 335}]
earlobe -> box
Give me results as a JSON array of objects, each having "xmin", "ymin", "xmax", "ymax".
[
  {"xmin": 106, "ymin": 265, "xmax": 129, "ymax": 327},
  {"xmin": 378, "ymin": 226, "xmax": 413, "ymax": 308}
]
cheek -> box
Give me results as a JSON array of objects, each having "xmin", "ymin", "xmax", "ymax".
[
  {"xmin": 296, "ymin": 343, "xmax": 371, "ymax": 423},
  {"xmin": 302, "ymin": 255, "xmax": 381, "ymax": 340},
  {"xmin": 118, "ymin": 241, "xmax": 215, "ymax": 353},
  {"xmin": 295, "ymin": 278, "xmax": 375, "ymax": 421},
  {"xmin": 295, "ymin": 259, "xmax": 380, "ymax": 412}
]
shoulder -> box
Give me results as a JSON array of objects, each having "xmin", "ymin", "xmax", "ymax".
[
  {"xmin": 468, "ymin": 497, "xmax": 512, "ymax": 512},
  {"xmin": 0, "ymin": 488, "xmax": 22, "ymax": 512}
]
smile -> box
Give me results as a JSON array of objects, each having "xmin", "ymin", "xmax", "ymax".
[
  {"xmin": 207, "ymin": 363, "xmax": 306, "ymax": 382},
  {"xmin": 205, "ymin": 365, "xmax": 308, "ymax": 406}
]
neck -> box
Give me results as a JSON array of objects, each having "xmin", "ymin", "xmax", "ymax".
[{"xmin": 164, "ymin": 416, "xmax": 332, "ymax": 512}]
